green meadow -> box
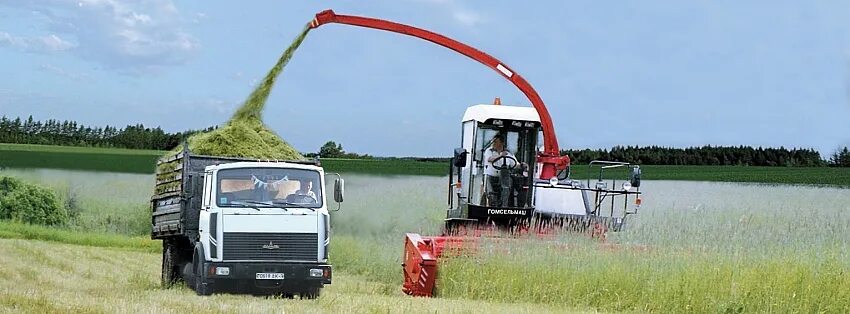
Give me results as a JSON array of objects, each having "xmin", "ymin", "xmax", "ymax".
[
  {"xmin": 2, "ymin": 143, "xmax": 848, "ymax": 186},
  {"xmin": 0, "ymin": 169, "xmax": 847, "ymax": 313}
]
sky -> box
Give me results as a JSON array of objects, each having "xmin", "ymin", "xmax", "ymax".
[{"xmin": 1, "ymin": 1, "xmax": 849, "ymax": 157}]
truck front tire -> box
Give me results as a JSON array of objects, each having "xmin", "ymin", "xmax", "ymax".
[
  {"xmin": 300, "ymin": 287, "xmax": 321, "ymax": 299},
  {"xmin": 194, "ymin": 276, "xmax": 213, "ymax": 296},
  {"xmin": 193, "ymin": 245, "xmax": 214, "ymax": 296}
]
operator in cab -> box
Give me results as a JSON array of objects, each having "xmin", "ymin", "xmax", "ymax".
[
  {"xmin": 286, "ymin": 178, "xmax": 317, "ymax": 203},
  {"xmin": 483, "ymin": 134, "xmax": 515, "ymax": 206}
]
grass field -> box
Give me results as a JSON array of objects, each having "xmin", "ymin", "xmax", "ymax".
[
  {"xmin": 0, "ymin": 238, "xmax": 581, "ymax": 314},
  {"xmin": 1, "ymin": 224, "xmax": 846, "ymax": 313},
  {"xmin": 2, "ymin": 143, "xmax": 849, "ymax": 186},
  {"xmin": 0, "ymin": 171, "xmax": 848, "ymax": 312},
  {"xmin": 329, "ymin": 178, "xmax": 850, "ymax": 312},
  {"xmin": 436, "ymin": 181, "xmax": 850, "ymax": 312}
]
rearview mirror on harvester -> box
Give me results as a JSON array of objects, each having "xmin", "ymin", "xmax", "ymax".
[
  {"xmin": 453, "ymin": 148, "xmax": 468, "ymax": 168},
  {"xmin": 334, "ymin": 178, "xmax": 345, "ymax": 203}
]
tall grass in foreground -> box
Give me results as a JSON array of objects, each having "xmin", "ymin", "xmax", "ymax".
[
  {"xmin": 328, "ymin": 178, "xmax": 850, "ymax": 312},
  {"xmin": 433, "ymin": 181, "xmax": 850, "ymax": 312},
  {"xmin": 440, "ymin": 239, "xmax": 848, "ymax": 313},
  {"xmin": 324, "ymin": 175, "xmax": 446, "ymax": 294}
]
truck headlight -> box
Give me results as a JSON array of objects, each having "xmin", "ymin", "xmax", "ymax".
[
  {"xmin": 310, "ymin": 269, "xmax": 324, "ymax": 277},
  {"xmin": 215, "ymin": 267, "xmax": 230, "ymax": 276}
]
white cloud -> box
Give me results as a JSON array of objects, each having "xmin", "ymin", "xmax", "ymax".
[
  {"xmin": 0, "ymin": 0, "xmax": 199, "ymax": 73},
  {"xmin": 414, "ymin": 0, "xmax": 484, "ymax": 27},
  {"xmin": 38, "ymin": 63, "xmax": 92, "ymax": 81},
  {"xmin": 451, "ymin": 9, "xmax": 482, "ymax": 27},
  {"xmin": 191, "ymin": 12, "xmax": 208, "ymax": 24},
  {"xmin": 0, "ymin": 32, "xmax": 75, "ymax": 53},
  {"xmin": 187, "ymin": 97, "xmax": 236, "ymax": 114}
]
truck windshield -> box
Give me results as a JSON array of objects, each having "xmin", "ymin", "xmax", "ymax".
[{"xmin": 216, "ymin": 167, "xmax": 322, "ymax": 208}]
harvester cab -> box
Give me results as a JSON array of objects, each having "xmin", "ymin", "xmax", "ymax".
[
  {"xmin": 446, "ymin": 103, "xmax": 540, "ymax": 229},
  {"xmin": 446, "ymin": 102, "xmax": 643, "ymax": 233}
]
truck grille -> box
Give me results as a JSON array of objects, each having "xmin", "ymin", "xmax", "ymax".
[{"xmin": 223, "ymin": 232, "xmax": 318, "ymax": 261}]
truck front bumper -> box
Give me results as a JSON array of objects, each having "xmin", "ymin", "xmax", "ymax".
[{"xmin": 201, "ymin": 262, "xmax": 331, "ymax": 292}]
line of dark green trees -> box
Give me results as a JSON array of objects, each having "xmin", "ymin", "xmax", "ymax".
[
  {"xmin": 0, "ymin": 115, "xmax": 214, "ymax": 151},
  {"xmin": 311, "ymin": 141, "xmax": 850, "ymax": 167},
  {"xmin": 1, "ymin": 115, "xmax": 848, "ymax": 166},
  {"xmin": 562, "ymin": 146, "xmax": 849, "ymax": 167}
]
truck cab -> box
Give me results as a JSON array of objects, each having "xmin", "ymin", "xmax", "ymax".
[
  {"xmin": 446, "ymin": 103, "xmax": 642, "ymax": 233},
  {"xmin": 152, "ymin": 150, "xmax": 343, "ymax": 298}
]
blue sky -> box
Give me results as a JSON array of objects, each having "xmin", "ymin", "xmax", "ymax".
[{"xmin": 1, "ymin": 1, "xmax": 848, "ymax": 157}]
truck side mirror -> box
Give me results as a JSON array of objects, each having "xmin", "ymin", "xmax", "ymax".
[
  {"xmin": 333, "ymin": 178, "xmax": 344, "ymax": 203},
  {"xmin": 453, "ymin": 148, "xmax": 468, "ymax": 168},
  {"xmin": 629, "ymin": 166, "xmax": 641, "ymax": 188}
]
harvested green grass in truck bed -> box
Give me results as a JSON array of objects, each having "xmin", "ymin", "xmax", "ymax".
[{"xmin": 179, "ymin": 25, "xmax": 312, "ymax": 160}]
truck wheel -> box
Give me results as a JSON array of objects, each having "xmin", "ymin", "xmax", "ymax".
[
  {"xmin": 193, "ymin": 250, "xmax": 213, "ymax": 296},
  {"xmin": 300, "ymin": 287, "xmax": 321, "ymax": 300},
  {"xmin": 161, "ymin": 242, "xmax": 179, "ymax": 288},
  {"xmin": 194, "ymin": 278, "xmax": 213, "ymax": 296}
]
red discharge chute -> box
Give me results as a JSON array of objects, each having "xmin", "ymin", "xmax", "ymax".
[{"xmin": 309, "ymin": 9, "xmax": 570, "ymax": 179}]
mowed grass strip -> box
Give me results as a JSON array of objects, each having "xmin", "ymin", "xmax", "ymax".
[
  {"xmin": 0, "ymin": 221, "xmax": 158, "ymax": 253},
  {"xmin": 0, "ymin": 238, "xmax": 578, "ymax": 314}
]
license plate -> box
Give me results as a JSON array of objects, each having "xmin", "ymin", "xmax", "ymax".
[{"xmin": 256, "ymin": 272, "xmax": 285, "ymax": 280}]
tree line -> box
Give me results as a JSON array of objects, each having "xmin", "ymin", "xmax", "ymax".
[
  {"xmin": 561, "ymin": 145, "xmax": 848, "ymax": 167},
  {"xmin": 305, "ymin": 141, "xmax": 375, "ymax": 159},
  {"xmin": 308, "ymin": 141, "xmax": 451, "ymax": 162},
  {"xmin": 830, "ymin": 147, "xmax": 850, "ymax": 167},
  {"xmin": 0, "ymin": 115, "xmax": 213, "ymax": 150},
  {"xmin": 1, "ymin": 115, "xmax": 847, "ymax": 166}
]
